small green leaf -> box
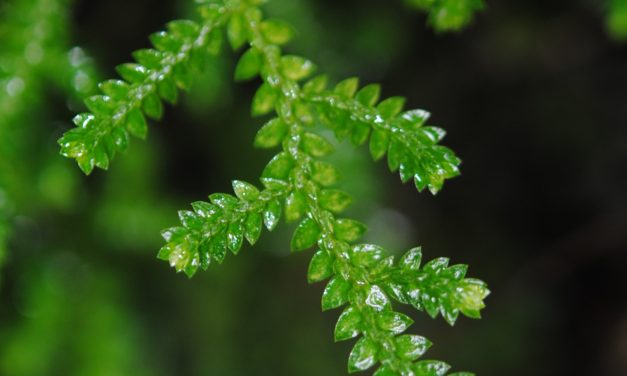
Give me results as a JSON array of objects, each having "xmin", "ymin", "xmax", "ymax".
[
  {"xmin": 227, "ymin": 13, "xmax": 247, "ymax": 50},
  {"xmin": 206, "ymin": 28, "xmax": 223, "ymax": 55},
  {"xmin": 263, "ymin": 199, "xmax": 282, "ymax": 231},
  {"xmin": 395, "ymin": 335, "xmax": 431, "ymax": 361},
  {"xmin": 209, "ymin": 232, "xmax": 228, "ymax": 263},
  {"xmin": 178, "ymin": 210, "xmax": 202, "ymax": 229},
  {"xmin": 350, "ymin": 122, "xmax": 371, "ymax": 146},
  {"xmin": 244, "ymin": 212, "xmax": 263, "ymax": 245},
  {"xmin": 334, "ymin": 78, "xmax": 359, "ymax": 98},
  {"xmin": 446, "ymin": 264, "xmax": 468, "ymax": 281},
  {"xmin": 142, "ymin": 93, "xmax": 163, "ymax": 120},
  {"xmin": 85, "ymin": 95, "xmax": 115, "ymax": 117},
  {"xmin": 301, "ymin": 132, "xmax": 334, "ymax": 157},
  {"xmin": 99, "ymin": 79, "xmax": 129, "ymax": 100},
  {"xmin": 209, "ymin": 193, "xmax": 238, "ymax": 210},
  {"xmin": 424, "ymin": 257, "xmax": 449, "ymax": 272},
  {"xmin": 397, "ymin": 109, "xmax": 430, "ymax": 130},
  {"xmin": 303, "ymin": 75, "xmax": 328, "ymax": 95},
  {"xmin": 232, "ymin": 180, "xmax": 260, "ymax": 201},
  {"xmin": 167, "ymin": 19, "xmax": 199, "ymax": 39},
  {"xmin": 254, "ymin": 118, "xmax": 288, "ymax": 148},
  {"xmin": 198, "ymin": 240, "xmax": 211, "ymax": 270},
  {"xmin": 319, "ymin": 189, "xmax": 352, "ymax": 213},
  {"xmin": 111, "ymin": 127, "xmax": 129, "ymax": 151},
  {"xmin": 125, "ymin": 109, "xmax": 148, "ymax": 139},
  {"xmin": 173, "ymin": 63, "xmax": 192, "ymax": 89},
  {"xmin": 311, "ymin": 161, "xmax": 340, "ymax": 187},
  {"xmin": 321, "ymin": 276, "xmax": 351, "ymax": 311},
  {"xmin": 355, "ymin": 84, "xmax": 381, "ymax": 106},
  {"xmin": 334, "ymin": 219, "xmax": 367, "ymax": 242},
  {"xmin": 291, "ymin": 217, "xmax": 320, "ymax": 252},
  {"xmin": 281, "ymin": 55, "xmax": 316, "ymax": 81},
  {"xmin": 260, "ymin": 19, "xmax": 295, "ymax": 45},
  {"xmin": 161, "ymin": 226, "xmax": 187, "ymax": 243},
  {"xmin": 351, "ymin": 244, "xmax": 385, "ymax": 268},
  {"xmin": 191, "ymin": 201, "xmax": 216, "ymax": 218},
  {"xmin": 413, "ymin": 360, "xmax": 451, "ymax": 376},
  {"xmin": 227, "ymin": 222, "xmax": 244, "ymax": 254},
  {"xmin": 158, "ymin": 78, "xmax": 178, "ymax": 104},
  {"xmin": 150, "ymin": 31, "xmax": 181, "ymax": 52},
  {"xmin": 334, "ymin": 306, "xmax": 362, "ymax": 342},
  {"xmin": 369, "ymin": 129, "xmax": 389, "ymax": 161},
  {"xmin": 387, "ymin": 140, "xmax": 403, "ymax": 172},
  {"xmin": 116, "ymin": 63, "xmax": 149, "ymax": 83},
  {"xmin": 365, "ymin": 285, "xmax": 390, "ymax": 311},
  {"xmin": 307, "ymin": 250, "xmax": 334, "ymax": 283},
  {"xmin": 377, "ymin": 96, "xmax": 405, "ymax": 119},
  {"xmin": 252, "ymin": 83, "xmax": 278, "ymax": 116},
  {"xmin": 184, "ymin": 255, "xmax": 199, "ymax": 277},
  {"xmin": 400, "ymin": 247, "xmax": 423, "ymax": 271},
  {"xmin": 235, "ymin": 48, "xmax": 262, "ymax": 81},
  {"xmin": 348, "ymin": 337, "xmax": 377, "ymax": 373},
  {"xmin": 93, "ymin": 144, "xmax": 110, "ymax": 170},
  {"xmin": 377, "ymin": 311, "xmax": 413, "ymax": 334},
  {"xmin": 133, "ymin": 48, "xmax": 163, "ymax": 69},
  {"xmin": 285, "ymin": 191, "xmax": 307, "ymax": 223},
  {"xmin": 261, "ymin": 152, "xmax": 294, "ymax": 182}
]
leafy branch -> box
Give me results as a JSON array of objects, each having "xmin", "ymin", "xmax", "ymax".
[
  {"xmin": 57, "ymin": 1, "xmax": 242, "ymax": 174},
  {"xmin": 57, "ymin": 0, "xmax": 488, "ymax": 374},
  {"xmin": 153, "ymin": 1, "xmax": 489, "ymax": 374}
]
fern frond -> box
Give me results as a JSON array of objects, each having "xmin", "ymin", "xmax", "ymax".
[
  {"xmin": 159, "ymin": 1, "xmax": 488, "ymax": 374},
  {"xmin": 57, "ymin": 2, "xmax": 241, "ymax": 174},
  {"xmin": 304, "ymin": 80, "xmax": 461, "ymax": 194},
  {"xmin": 404, "ymin": 0, "xmax": 485, "ymax": 32},
  {"xmin": 158, "ymin": 180, "xmax": 287, "ymax": 277}
]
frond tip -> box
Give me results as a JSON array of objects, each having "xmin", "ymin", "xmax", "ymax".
[{"xmin": 58, "ymin": 6, "xmax": 231, "ymax": 174}]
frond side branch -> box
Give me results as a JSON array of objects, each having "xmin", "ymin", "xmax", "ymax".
[{"xmin": 57, "ymin": 2, "xmax": 240, "ymax": 174}]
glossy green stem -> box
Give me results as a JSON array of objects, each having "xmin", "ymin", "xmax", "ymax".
[{"xmin": 243, "ymin": 8, "xmax": 415, "ymax": 373}]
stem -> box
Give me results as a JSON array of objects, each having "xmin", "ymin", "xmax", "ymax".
[{"xmin": 243, "ymin": 8, "xmax": 413, "ymax": 373}]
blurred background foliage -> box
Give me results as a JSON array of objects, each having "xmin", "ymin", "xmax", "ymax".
[{"xmin": 0, "ymin": 0, "xmax": 625, "ymax": 375}]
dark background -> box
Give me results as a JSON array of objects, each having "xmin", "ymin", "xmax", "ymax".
[{"xmin": 0, "ymin": 0, "xmax": 625, "ymax": 375}]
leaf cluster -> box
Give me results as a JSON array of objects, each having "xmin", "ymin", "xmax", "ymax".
[
  {"xmin": 57, "ymin": 5, "xmax": 229, "ymax": 174},
  {"xmin": 60, "ymin": 0, "xmax": 489, "ymax": 374}
]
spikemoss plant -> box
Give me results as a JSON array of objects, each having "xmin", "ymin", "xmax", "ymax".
[{"xmin": 58, "ymin": 0, "xmax": 489, "ymax": 374}]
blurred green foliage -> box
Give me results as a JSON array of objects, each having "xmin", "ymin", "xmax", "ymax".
[
  {"xmin": 404, "ymin": 0, "xmax": 484, "ymax": 32},
  {"xmin": 608, "ymin": 0, "xmax": 627, "ymax": 39}
]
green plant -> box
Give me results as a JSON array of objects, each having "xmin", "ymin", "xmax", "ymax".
[{"xmin": 57, "ymin": 0, "xmax": 489, "ymax": 374}]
